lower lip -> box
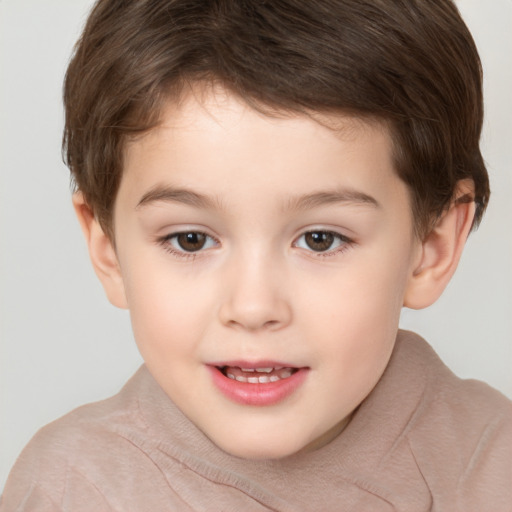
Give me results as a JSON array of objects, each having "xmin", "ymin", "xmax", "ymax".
[{"xmin": 207, "ymin": 366, "xmax": 309, "ymax": 406}]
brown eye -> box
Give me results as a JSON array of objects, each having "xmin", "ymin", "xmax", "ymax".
[
  {"xmin": 304, "ymin": 231, "xmax": 335, "ymax": 251},
  {"xmin": 163, "ymin": 231, "xmax": 218, "ymax": 257},
  {"xmin": 295, "ymin": 230, "xmax": 350, "ymax": 254},
  {"xmin": 175, "ymin": 232, "xmax": 207, "ymax": 252}
]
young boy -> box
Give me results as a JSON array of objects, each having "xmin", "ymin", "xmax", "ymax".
[{"xmin": 2, "ymin": 0, "xmax": 511, "ymax": 510}]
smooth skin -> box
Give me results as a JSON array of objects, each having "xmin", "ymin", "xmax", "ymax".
[{"xmin": 74, "ymin": 85, "xmax": 475, "ymax": 459}]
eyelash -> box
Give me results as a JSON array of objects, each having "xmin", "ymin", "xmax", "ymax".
[
  {"xmin": 157, "ymin": 231, "xmax": 219, "ymax": 260},
  {"xmin": 157, "ymin": 229, "xmax": 354, "ymax": 260},
  {"xmin": 293, "ymin": 230, "xmax": 354, "ymax": 257}
]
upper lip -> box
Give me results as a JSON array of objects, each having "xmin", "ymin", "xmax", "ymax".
[{"xmin": 208, "ymin": 360, "xmax": 305, "ymax": 369}]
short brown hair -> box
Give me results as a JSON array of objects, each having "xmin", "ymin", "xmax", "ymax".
[{"xmin": 63, "ymin": 0, "xmax": 489, "ymax": 239}]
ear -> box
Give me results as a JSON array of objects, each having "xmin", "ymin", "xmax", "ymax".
[
  {"xmin": 72, "ymin": 192, "xmax": 128, "ymax": 309},
  {"xmin": 404, "ymin": 180, "xmax": 476, "ymax": 310}
]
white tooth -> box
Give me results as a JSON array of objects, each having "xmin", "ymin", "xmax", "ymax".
[
  {"xmin": 280, "ymin": 369, "xmax": 293, "ymax": 379},
  {"xmin": 235, "ymin": 375, "xmax": 247, "ymax": 383},
  {"xmin": 226, "ymin": 373, "xmax": 236, "ymax": 380},
  {"xmin": 241, "ymin": 368, "xmax": 256, "ymax": 372},
  {"xmin": 247, "ymin": 377, "xmax": 259, "ymax": 384},
  {"xmin": 258, "ymin": 375, "xmax": 271, "ymax": 383},
  {"xmin": 255, "ymin": 368, "xmax": 273, "ymax": 373},
  {"xmin": 269, "ymin": 375, "xmax": 280, "ymax": 382}
]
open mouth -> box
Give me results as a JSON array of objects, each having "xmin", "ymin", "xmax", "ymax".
[
  {"xmin": 217, "ymin": 365, "xmax": 299, "ymax": 384},
  {"xmin": 209, "ymin": 363, "xmax": 309, "ymax": 406}
]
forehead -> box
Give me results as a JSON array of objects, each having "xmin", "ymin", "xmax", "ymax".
[
  {"xmin": 127, "ymin": 82, "xmax": 388, "ymax": 149},
  {"xmin": 118, "ymin": 86, "xmax": 406, "ymax": 218},
  {"xmin": 125, "ymin": 87, "xmax": 391, "ymax": 167}
]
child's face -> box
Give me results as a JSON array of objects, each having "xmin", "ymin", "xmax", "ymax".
[{"xmin": 110, "ymin": 87, "xmax": 422, "ymax": 459}]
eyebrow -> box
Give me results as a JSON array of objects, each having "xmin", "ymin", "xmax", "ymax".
[
  {"xmin": 135, "ymin": 185, "xmax": 380, "ymax": 211},
  {"xmin": 285, "ymin": 189, "xmax": 380, "ymax": 211},
  {"xmin": 136, "ymin": 185, "xmax": 221, "ymax": 210}
]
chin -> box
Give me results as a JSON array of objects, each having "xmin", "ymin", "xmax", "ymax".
[{"xmin": 213, "ymin": 432, "xmax": 309, "ymax": 460}]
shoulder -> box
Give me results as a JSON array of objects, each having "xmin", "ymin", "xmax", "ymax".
[
  {"xmin": 396, "ymin": 330, "xmax": 512, "ymax": 437},
  {"xmin": 18, "ymin": 366, "xmax": 147, "ymax": 464},
  {"xmin": 1, "ymin": 366, "xmax": 166, "ymax": 511},
  {"xmin": 397, "ymin": 331, "xmax": 512, "ymax": 509}
]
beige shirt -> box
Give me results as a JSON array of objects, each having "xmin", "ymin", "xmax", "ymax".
[{"xmin": 2, "ymin": 330, "xmax": 511, "ymax": 511}]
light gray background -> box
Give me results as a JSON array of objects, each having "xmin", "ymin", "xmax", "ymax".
[{"xmin": 1, "ymin": 0, "xmax": 511, "ymax": 491}]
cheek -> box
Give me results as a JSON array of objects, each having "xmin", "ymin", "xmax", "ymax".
[
  {"xmin": 122, "ymin": 260, "xmax": 211, "ymax": 359},
  {"xmin": 306, "ymin": 253, "xmax": 407, "ymax": 329},
  {"xmin": 302, "ymin": 250, "xmax": 411, "ymax": 377}
]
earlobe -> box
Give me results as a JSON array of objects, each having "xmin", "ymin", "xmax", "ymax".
[
  {"xmin": 72, "ymin": 193, "xmax": 128, "ymax": 309},
  {"xmin": 404, "ymin": 180, "xmax": 476, "ymax": 310}
]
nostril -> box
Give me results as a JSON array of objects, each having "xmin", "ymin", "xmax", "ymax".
[
  {"xmin": 227, "ymin": 318, "xmax": 282, "ymax": 332},
  {"xmin": 217, "ymin": 285, "xmax": 293, "ymax": 331}
]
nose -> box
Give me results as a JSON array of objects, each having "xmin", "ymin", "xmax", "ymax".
[{"xmin": 218, "ymin": 251, "xmax": 292, "ymax": 332}]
